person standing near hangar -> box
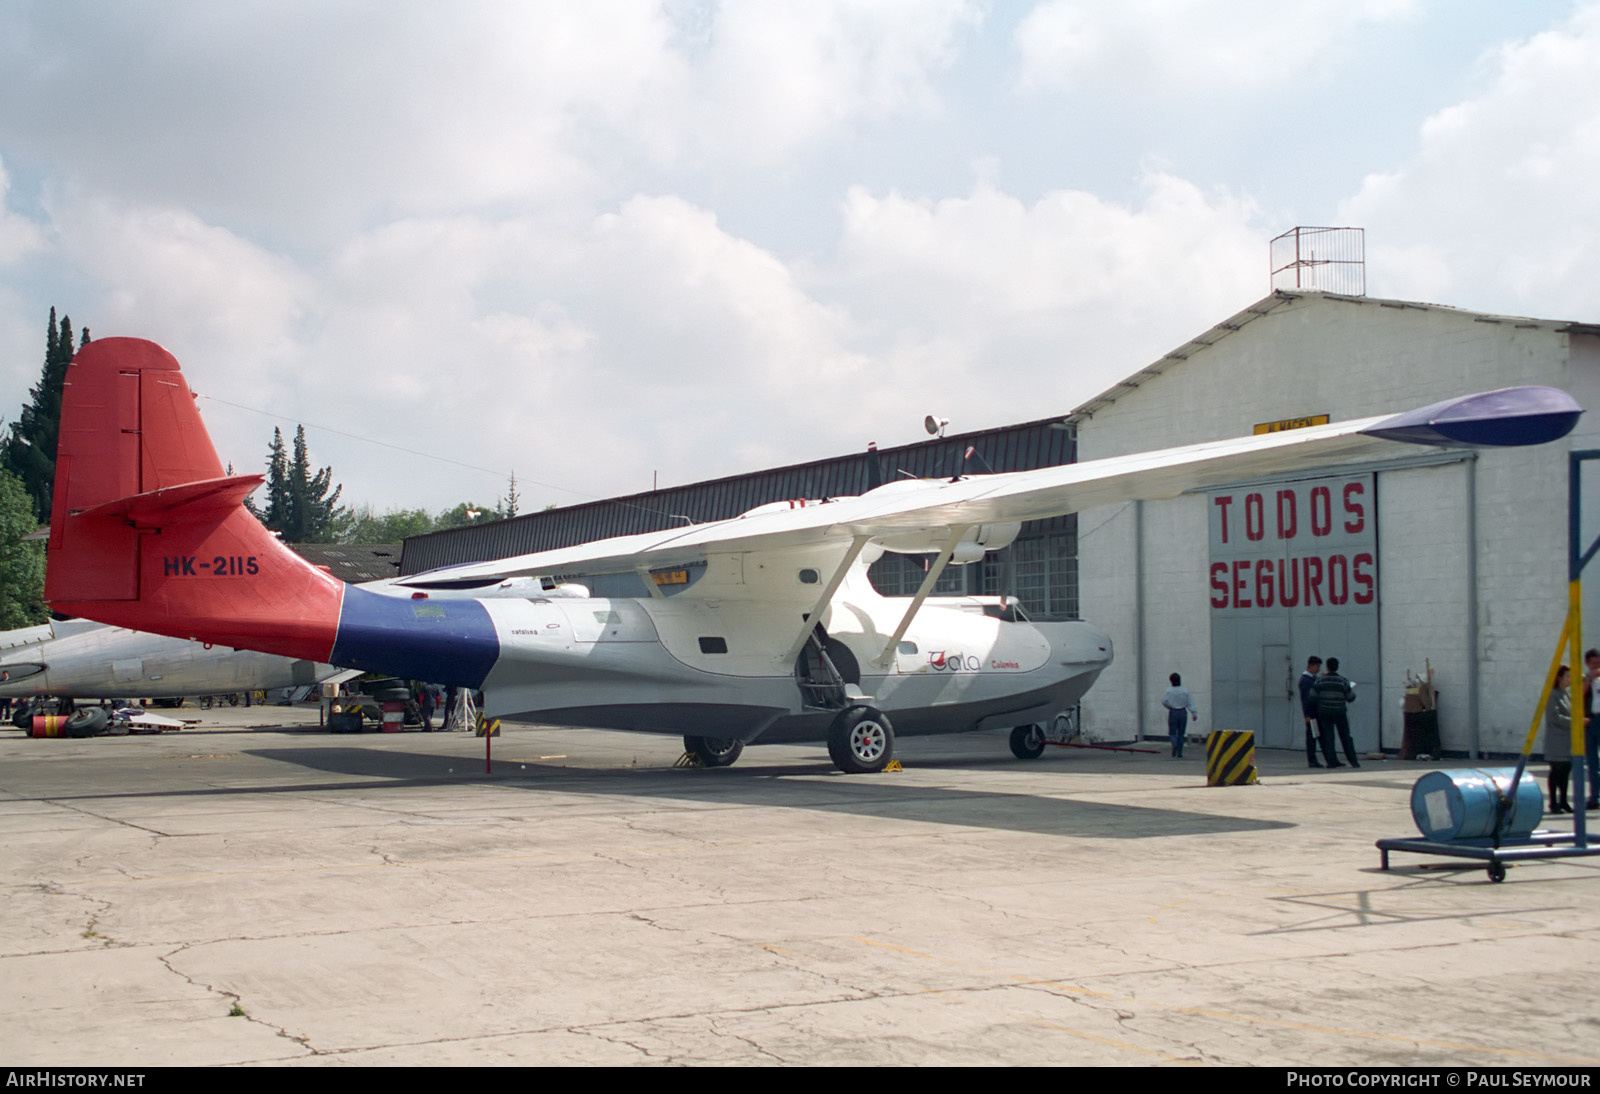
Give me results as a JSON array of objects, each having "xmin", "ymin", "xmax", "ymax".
[
  {"xmin": 1312, "ymin": 657, "xmax": 1360, "ymax": 768},
  {"xmin": 1583, "ymin": 650, "xmax": 1600, "ymax": 810},
  {"xmin": 1299, "ymin": 655, "xmax": 1324, "ymax": 769},
  {"xmin": 1162, "ymin": 673, "xmax": 1198, "ymax": 758},
  {"xmin": 1545, "ymin": 665, "xmax": 1574, "ymax": 814}
]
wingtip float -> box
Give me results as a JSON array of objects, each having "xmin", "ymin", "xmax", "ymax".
[{"xmin": 1359, "ymin": 385, "xmax": 1582, "ymax": 448}]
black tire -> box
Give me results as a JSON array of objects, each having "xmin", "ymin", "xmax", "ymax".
[
  {"xmin": 12, "ymin": 703, "xmax": 33, "ymax": 730},
  {"xmin": 376, "ymin": 688, "xmax": 411, "ymax": 703},
  {"xmin": 828, "ymin": 707, "xmax": 894, "ymax": 774},
  {"xmin": 1009, "ymin": 724, "xmax": 1046, "ymax": 760},
  {"xmin": 684, "ymin": 735, "xmax": 744, "ymax": 767},
  {"xmin": 64, "ymin": 708, "xmax": 109, "ymax": 738},
  {"xmin": 1488, "ymin": 862, "xmax": 1507, "ymax": 883}
]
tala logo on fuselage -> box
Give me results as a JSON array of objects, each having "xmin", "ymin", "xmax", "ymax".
[{"xmin": 928, "ymin": 651, "xmax": 981, "ymax": 671}]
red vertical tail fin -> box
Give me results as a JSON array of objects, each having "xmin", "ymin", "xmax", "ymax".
[{"xmin": 45, "ymin": 338, "xmax": 344, "ymax": 661}]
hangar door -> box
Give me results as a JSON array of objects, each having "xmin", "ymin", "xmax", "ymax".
[{"xmin": 1208, "ymin": 472, "xmax": 1379, "ymax": 752}]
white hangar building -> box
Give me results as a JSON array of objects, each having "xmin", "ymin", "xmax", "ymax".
[{"xmin": 1072, "ymin": 288, "xmax": 1600, "ymax": 758}]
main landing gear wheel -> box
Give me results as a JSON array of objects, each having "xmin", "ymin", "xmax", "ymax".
[
  {"xmin": 1488, "ymin": 861, "xmax": 1507, "ymax": 883},
  {"xmin": 684, "ymin": 735, "xmax": 744, "ymax": 767},
  {"xmin": 1009, "ymin": 724, "xmax": 1046, "ymax": 760},
  {"xmin": 828, "ymin": 706, "xmax": 894, "ymax": 774},
  {"xmin": 64, "ymin": 708, "xmax": 109, "ymax": 738}
]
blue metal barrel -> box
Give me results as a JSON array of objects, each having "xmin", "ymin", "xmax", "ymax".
[{"xmin": 1410, "ymin": 768, "xmax": 1543, "ymax": 841}]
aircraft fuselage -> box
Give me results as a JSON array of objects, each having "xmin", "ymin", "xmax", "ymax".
[
  {"xmin": 373, "ymin": 582, "xmax": 1113, "ymax": 745},
  {"xmin": 0, "ymin": 621, "xmax": 334, "ymax": 700}
]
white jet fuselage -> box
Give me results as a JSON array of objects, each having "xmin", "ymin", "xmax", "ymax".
[{"xmin": 0, "ymin": 621, "xmax": 334, "ymax": 699}]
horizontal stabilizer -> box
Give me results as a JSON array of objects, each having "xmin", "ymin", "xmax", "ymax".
[{"xmin": 77, "ymin": 475, "xmax": 267, "ymax": 523}]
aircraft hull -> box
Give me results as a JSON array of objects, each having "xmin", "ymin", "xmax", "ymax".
[{"xmin": 474, "ymin": 594, "xmax": 1112, "ymax": 743}]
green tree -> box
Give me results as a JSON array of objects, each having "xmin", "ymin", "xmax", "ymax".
[
  {"xmin": 435, "ymin": 500, "xmax": 499, "ymax": 530},
  {"xmin": 0, "ymin": 468, "xmax": 46, "ymax": 628},
  {"xmin": 342, "ymin": 505, "xmax": 436, "ymax": 544},
  {"xmin": 259, "ymin": 428, "xmax": 291, "ymax": 532},
  {"xmin": 496, "ymin": 471, "xmax": 521, "ymax": 519},
  {"xmin": 3, "ymin": 308, "xmax": 90, "ymax": 521},
  {"xmin": 285, "ymin": 425, "xmax": 345, "ymax": 543}
]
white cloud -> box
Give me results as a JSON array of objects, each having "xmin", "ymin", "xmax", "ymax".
[
  {"xmin": 0, "ymin": 2, "xmax": 978, "ymax": 242},
  {"xmin": 95, "ymin": 193, "xmax": 878, "ymax": 510},
  {"xmin": 1016, "ymin": 0, "xmax": 1417, "ymax": 92},
  {"xmin": 824, "ymin": 171, "xmax": 1266, "ymax": 427},
  {"xmin": 1342, "ymin": 3, "xmax": 1600, "ymax": 315},
  {"xmin": 47, "ymin": 193, "xmax": 310, "ymax": 366},
  {"xmin": 0, "ymin": 163, "xmax": 1273, "ymax": 513},
  {"xmin": 677, "ymin": 0, "xmax": 978, "ymax": 165},
  {"xmin": 0, "ymin": 160, "xmax": 45, "ymax": 267},
  {"xmin": 4, "ymin": 2, "xmax": 1592, "ymax": 522}
]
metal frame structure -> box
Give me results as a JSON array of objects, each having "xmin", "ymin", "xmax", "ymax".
[
  {"xmin": 1269, "ymin": 227, "xmax": 1366, "ymax": 296},
  {"xmin": 1377, "ymin": 450, "xmax": 1600, "ymax": 880}
]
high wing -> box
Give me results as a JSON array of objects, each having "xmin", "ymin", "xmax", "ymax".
[{"xmin": 403, "ymin": 386, "xmax": 1582, "ymax": 585}]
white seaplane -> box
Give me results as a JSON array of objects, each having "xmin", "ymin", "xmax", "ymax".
[{"xmin": 42, "ymin": 338, "xmax": 1581, "ymax": 772}]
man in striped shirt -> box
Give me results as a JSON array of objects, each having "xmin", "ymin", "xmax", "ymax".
[{"xmin": 1311, "ymin": 657, "xmax": 1359, "ymax": 769}]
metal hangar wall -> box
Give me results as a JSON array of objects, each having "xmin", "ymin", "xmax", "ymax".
[
  {"xmin": 399, "ymin": 418, "xmax": 1081, "ymax": 620},
  {"xmin": 1071, "ymin": 289, "xmax": 1600, "ymax": 756}
]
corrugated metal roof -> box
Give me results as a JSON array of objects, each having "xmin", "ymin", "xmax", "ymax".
[
  {"xmin": 290, "ymin": 543, "xmax": 404, "ymax": 583},
  {"xmin": 400, "ymin": 420, "xmax": 1077, "ymax": 574}
]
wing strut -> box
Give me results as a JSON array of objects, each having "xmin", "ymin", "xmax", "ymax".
[
  {"xmin": 780, "ymin": 534, "xmax": 872, "ymax": 665},
  {"xmin": 874, "ymin": 525, "xmax": 970, "ymax": 668},
  {"xmin": 637, "ymin": 565, "xmax": 666, "ymax": 599}
]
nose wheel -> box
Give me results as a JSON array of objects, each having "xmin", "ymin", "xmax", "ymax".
[{"xmin": 828, "ymin": 706, "xmax": 895, "ymax": 773}]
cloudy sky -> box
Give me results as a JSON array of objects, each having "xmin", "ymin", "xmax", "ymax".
[{"xmin": 0, "ymin": 1, "xmax": 1593, "ymax": 515}]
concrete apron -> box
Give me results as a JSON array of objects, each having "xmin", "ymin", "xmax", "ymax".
[{"xmin": 1, "ymin": 713, "xmax": 1596, "ymax": 1066}]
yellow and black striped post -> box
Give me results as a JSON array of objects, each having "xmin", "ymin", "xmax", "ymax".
[{"xmin": 1205, "ymin": 730, "xmax": 1259, "ymax": 786}]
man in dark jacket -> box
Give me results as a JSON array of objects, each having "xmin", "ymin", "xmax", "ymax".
[
  {"xmin": 1311, "ymin": 656, "xmax": 1360, "ymax": 768},
  {"xmin": 1298, "ymin": 655, "xmax": 1324, "ymax": 768}
]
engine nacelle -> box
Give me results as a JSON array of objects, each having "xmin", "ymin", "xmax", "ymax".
[{"xmin": 877, "ymin": 522, "xmax": 1021, "ymax": 563}]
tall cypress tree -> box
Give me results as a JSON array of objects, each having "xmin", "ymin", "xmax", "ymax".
[
  {"xmin": 286, "ymin": 425, "xmax": 344, "ymax": 543},
  {"xmin": 255, "ymin": 425, "xmax": 343, "ymax": 542},
  {"xmin": 3, "ymin": 308, "xmax": 87, "ymax": 521},
  {"xmin": 259, "ymin": 428, "xmax": 291, "ymax": 534}
]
